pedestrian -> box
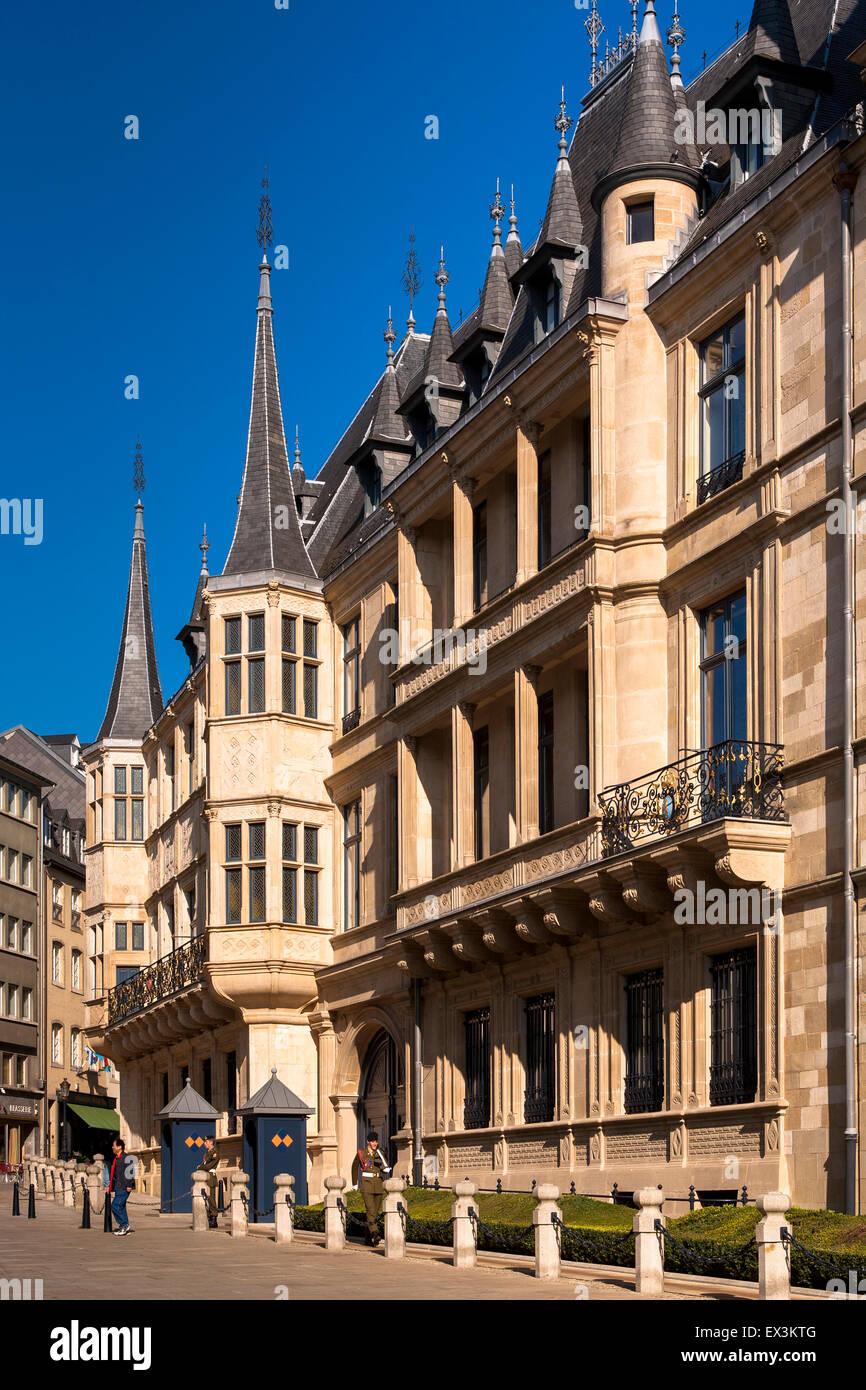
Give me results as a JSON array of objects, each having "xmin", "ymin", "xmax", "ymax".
[
  {"xmin": 351, "ymin": 1131, "xmax": 390, "ymax": 1246},
  {"xmin": 201, "ymin": 1134, "xmax": 220, "ymax": 1229},
  {"xmin": 105, "ymin": 1137, "xmax": 135, "ymax": 1236}
]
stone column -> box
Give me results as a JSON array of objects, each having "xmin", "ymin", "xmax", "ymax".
[
  {"xmin": 74, "ymin": 1163, "xmax": 88, "ymax": 1208},
  {"xmin": 633, "ymin": 1187, "xmax": 665, "ymax": 1296},
  {"xmin": 756, "ymin": 1192, "xmax": 792, "ymax": 1301},
  {"xmin": 323, "ymin": 1175, "xmax": 346, "ymax": 1251},
  {"xmin": 515, "ymin": 419, "xmax": 541, "ymax": 587},
  {"xmin": 514, "ymin": 664, "xmax": 541, "ymax": 842},
  {"xmin": 452, "ymin": 474, "xmax": 475, "ymax": 629},
  {"xmin": 451, "ymin": 1179, "xmax": 477, "ymax": 1269},
  {"xmin": 451, "ymin": 701, "xmax": 476, "ymax": 869},
  {"xmin": 399, "ymin": 736, "xmax": 420, "ymax": 890},
  {"xmin": 191, "ymin": 1169, "xmax": 209, "ymax": 1232},
  {"xmin": 382, "ymin": 1177, "xmax": 406, "ymax": 1259},
  {"xmin": 533, "ymin": 1185, "xmax": 562, "ymax": 1281},
  {"xmin": 274, "ymin": 1174, "xmax": 295, "ymax": 1244},
  {"xmin": 230, "ymin": 1170, "xmax": 249, "ymax": 1238}
]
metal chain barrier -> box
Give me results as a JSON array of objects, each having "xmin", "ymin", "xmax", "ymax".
[
  {"xmin": 469, "ymin": 1207, "xmax": 534, "ymax": 1250},
  {"xmin": 551, "ymin": 1213, "xmax": 635, "ymax": 1260},
  {"xmin": 781, "ymin": 1229, "xmax": 865, "ymax": 1280},
  {"xmin": 661, "ymin": 1225, "xmax": 754, "ymax": 1271},
  {"xmin": 337, "ymin": 1196, "xmax": 373, "ymax": 1235}
]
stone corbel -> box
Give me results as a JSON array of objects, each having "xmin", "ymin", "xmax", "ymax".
[
  {"xmin": 474, "ymin": 909, "xmax": 522, "ymax": 957},
  {"xmin": 506, "ymin": 899, "xmax": 555, "ymax": 946},
  {"xmin": 416, "ymin": 929, "xmax": 460, "ymax": 975},
  {"xmin": 529, "ymin": 886, "xmax": 595, "ymax": 939},
  {"xmin": 583, "ymin": 872, "xmax": 634, "ymax": 925},
  {"xmin": 448, "ymin": 919, "xmax": 492, "ymax": 966},
  {"xmin": 604, "ymin": 862, "xmax": 673, "ymax": 919},
  {"xmin": 696, "ymin": 822, "xmax": 791, "ymax": 891}
]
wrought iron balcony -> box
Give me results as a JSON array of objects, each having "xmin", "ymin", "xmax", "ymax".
[
  {"xmin": 341, "ymin": 707, "xmax": 361, "ymax": 736},
  {"xmin": 598, "ymin": 740, "xmax": 786, "ymax": 858},
  {"xmin": 463, "ymin": 1097, "xmax": 490, "ymax": 1131},
  {"xmin": 697, "ymin": 450, "xmax": 745, "ymax": 505},
  {"xmin": 107, "ymin": 935, "xmax": 207, "ymax": 1026}
]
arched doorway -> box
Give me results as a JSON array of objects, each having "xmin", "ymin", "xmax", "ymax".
[{"xmin": 358, "ymin": 1030, "xmax": 402, "ymax": 1170}]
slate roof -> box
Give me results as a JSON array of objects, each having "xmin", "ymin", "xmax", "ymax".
[
  {"xmin": 606, "ymin": 2, "xmax": 695, "ymax": 180},
  {"xmin": 223, "ymin": 260, "xmax": 317, "ymax": 581},
  {"xmin": 155, "ymin": 1077, "xmax": 220, "ymax": 1120},
  {"xmin": 0, "ymin": 727, "xmax": 84, "ymax": 821},
  {"xmin": 97, "ymin": 502, "xmax": 164, "ymax": 742},
  {"xmin": 740, "ymin": 0, "xmax": 801, "ymax": 66},
  {"xmin": 237, "ymin": 1068, "xmax": 313, "ymax": 1116}
]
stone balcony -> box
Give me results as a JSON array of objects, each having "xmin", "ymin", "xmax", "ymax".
[{"xmin": 390, "ymin": 741, "xmax": 790, "ymax": 979}]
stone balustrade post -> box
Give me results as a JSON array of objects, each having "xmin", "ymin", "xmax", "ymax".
[
  {"xmin": 451, "ymin": 1180, "xmax": 478, "ymax": 1269},
  {"xmin": 191, "ymin": 1169, "xmax": 209, "ymax": 1233},
  {"xmin": 73, "ymin": 1162, "xmax": 88, "ymax": 1208},
  {"xmin": 274, "ymin": 1174, "xmax": 295, "ymax": 1245},
  {"xmin": 230, "ymin": 1170, "xmax": 249, "ymax": 1238},
  {"xmin": 382, "ymin": 1177, "xmax": 406, "ymax": 1259},
  {"xmin": 633, "ymin": 1187, "xmax": 665, "ymax": 1296},
  {"xmin": 533, "ymin": 1184, "xmax": 562, "ymax": 1280},
  {"xmin": 62, "ymin": 1161, "xmax": 76, "ymax": 1208},
  {"xmin": 756, "ymin": 1192, "xmax": 792, "ymax": 1301},
  {"xmin": 85, "ymin": 1163, "xmax": 102, "ymax": 1217},
  {"xmin": 323, "ymin": 1175, "xmax": 346, "ymax": 1251}
]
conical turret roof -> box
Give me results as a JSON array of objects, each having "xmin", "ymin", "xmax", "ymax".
[
  {"xmin": 742, "ymin": 0, "xmax": 800, "ymax": 66},
  {"xmin": 223, "ymin": 258, "xmax": 317, "ymax": 580},
  {"xmin": 97, "ymin": 492, "xmax": 163, "ymax": 742}
]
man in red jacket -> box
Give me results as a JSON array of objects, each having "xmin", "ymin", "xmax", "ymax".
[{"xmin": 105, "ymin": 1137, "xmax": 135, "ymax": 1236}]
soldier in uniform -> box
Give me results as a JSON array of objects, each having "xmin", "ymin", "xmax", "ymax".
[
  {"xmin": 351, "ymin": 1130, "xmax": 390, "ymax": 1246},
  {"xmin": 201, "ymin": 1135, "xmax": 220, "ymax": 1229}
]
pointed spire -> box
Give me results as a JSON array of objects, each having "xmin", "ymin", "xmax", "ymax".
[
  {"xmin": 372, "ymin": 309, "xmax": 409, "ymax": 442},
  {"xmin": 537, "ymin": 90, "xmax": 582, "ymax": 248},
  {"xmin": 435, "ymin": 247, "xmax": 449, "ymax": 313},
  {"xmin": 199, "ymin": 523, "xmax": 209, "ymax": 573},
  {"xmin": 401, "ymin": 228, "xmax": 423, "ymax": 336},
  {"xmin": 478, "ymin": 183, "xmax": 514, "ymax": 331},
  {"xmin": 667, "ymin": 3, "xmax": 685, "ymax": 88},
  {"xmin": 742, "ymin": 0, "xmax": 799, "ymax": 66},
  {"xmin": 291, "ymin": 427, "xmax": 306, "ymax": 487},
  {"xmin": 421, "ymin": 249, "xmax": 462, "ymax": 390},
  {"xmin": 97, "ymin": 451, "xmax": 164, "ymax": 741},
  {"xmin": 505, "ymin": 184, "xmax": 524, "ymax": 278},
  {"xmin": 223, "ymin": 185, "xmax": 316, "ymax": 581}
]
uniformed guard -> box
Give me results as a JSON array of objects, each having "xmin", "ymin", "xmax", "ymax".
[
  {"xmin": 201, "ymin": 1135, "xmax": 220, "ymax": 1229},
  {"xmin": 350, "ymin": 1130, "xmax": 390, "ymax": 1246}
]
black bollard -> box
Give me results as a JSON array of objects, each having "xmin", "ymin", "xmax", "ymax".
[
  {"xmin": 103, "ymin": 1192, "xmax": 113, "ymax": 1233},
  {"xmin": 12, "ymin": 1182, "xmax": 20, "ymax": 1216},
  {"xmin": 27, "ymin": 1184, "xmax": 36, "ymax": 1219},
  {"xmin": 218, "ymin": 1178, "xmax": 225, "ymax": 1215},
  {"xmin": 81, "ymin": 1186, "xmax": 91, "ymax": 1230}
]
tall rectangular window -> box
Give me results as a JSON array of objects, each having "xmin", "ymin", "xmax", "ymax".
[
  {"xmin": 282, "ymin": 821, "xmax": 298, "ymax": 923},
  {"xmin": 464, "ymin": 1007, "xmax": 491, "ymax": 1129},
  {"xmin": 248, "ymin": 658, "xmax": 265, "ymax": 714},
  {"xmin": 225, "ymin": 618, "xmax": 242, "ymax": 655},
  {"xmin": 701, "ymin": 590, "xmax": 748, "ymax": 744},
  {"xmin": 282, "ymin": 615, "xmax": 296, "ymax": 653},
  {"xmin": 115, "ymin": 799, "xmax": 127, "ymax": 841},
  {"xmin": 524, "ymin": 993, "xmax": 555, "ymax": 1123},
  {"xmin": 225, "ymin": 869, "xmax": 242, "ymax": 924},
  {"xmin": 165, "ymin": 746, "xmax": 175, "ymax": 814},
  {"xmin": 132, "ymin": 922, "xmax": 144, "ymax": 951},
  {"xmin": 538, "ymin": 690, "xmax": 555, "ymax": 836},
  {"xmin": 303, "ymin": 662, "xmax": 318, "ymax": 719},
  {"xmin": 200, "ymin": 1057, "xmax": 212, "ymax": 1104},
  {"xmin": 699, "ymin": 312, "xmax": 746, "ymax": 498},
  {"xmin": 624, "ymin": 968, "xmax": 664, "ymax": 1114},
  {"xmin": 303, "ymin": 620, "xmax": 318, "ymax": 658},
  {"xmin": 225, "ymin": 661, "xmax": 242, "ymax": 716},
  {"xmin": 342, "ymin": 616, "xmax": 361, "ymax": 729},
  {"xmin": 247, "ymin": 613, "xmax": 265, "ymax": 652},
  {"xmin": 225, "ymin": 1051, "xmax": 237, "ymax": 1133},
  {"xmin": 115, "ymin": 921, "xmax": 128, "ymax": 950},
  {"xmin": 537, "ymin": 450, "xmax": 552, "ymax": 568},
  {"xmin": 710, "ymin": 947, "xmax": 757, "ymax": 1106},
  {"xmin": 282, "ymin": 658, "xmax": 296, "ymax": 714},
  {"xmin": 473, "ymin": 726, "xmax": 490, "ymax": 861},
  {"xmin": 343, "ymin": 800, "xmax": 361, "ymax": 932},
  {"xmin": 472, "ymin": 501, "xmax": 488, "ymax": 610},
  {"xmin": 627, "ymin": 199, "xmax": 655, "ymax": 244},
  {"xmin": 131, "ymin": 799, "xmax": 144, "ymax": 841}
]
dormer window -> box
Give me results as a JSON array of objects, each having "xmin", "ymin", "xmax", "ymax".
[
  {"xmin": 464, "ymin": 348, "xmax": 491, "ymax": 407},
  {"xmin": 532, "ymin": 271, "xmax": 560, "ymax": 343},
  {"xmin": 728, "ymin": 88, "xmax": 780, "ymax": 188},
  {"xmin": 407, "ymin": 408, "xmax": 433, "ymax": 455},
  {"xmin": 359, "ymin": 460, "xmax": 381, "ymax": 516}
]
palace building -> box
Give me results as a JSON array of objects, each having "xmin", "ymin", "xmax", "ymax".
[{"xmin": 85, "ymin": 0, "xmax": 866, "ymax": 1213}]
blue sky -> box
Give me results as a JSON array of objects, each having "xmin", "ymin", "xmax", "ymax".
[{"xmin": 0, "ymin": 0, "xmax": 739, "ymax": 741}]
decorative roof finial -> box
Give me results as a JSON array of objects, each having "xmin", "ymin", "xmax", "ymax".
[
  {"xmin": 401, "ymin": 227, "xmax": 423, "ymax": 333},
  {"xmin": 585, "ymin": 0, "xmax": 604, "ymax": 86},
  {"xmin": 667, "ymin": 3, "xmax": 686, "ymax": 84},
  {"xmin": 631, "ymin": 0, "xmax": 640, "ymax": 39},
  {"xmin": 489, "ymin": 177, "xmax": 505, "ymax": 246},
  {"xmin": 509, "ymin": 184, "xmax": 518, "ymax": 233},
  {"xmin": 294, "ymin": 426, "xmax": 302, "ymax": 469},
  {"xmin": 555, "ymin": 87, "xmax": 574, "ymax": 152},
  {"xmin": 199, "ymin": 523, "xmax": 209, "ymax": 573},
  {"xmin": 384, "ymin": 305, "xmax": 397, "ymax": 364},
  {"xmin": 133, "ymin": 436, "xmax": 145, "ymax": 502},
  {"xmin": 435, "ymin": 247, "xmax": 449, "ymax": 311},
  {"xmin": 256, "ymin": 165, "xmax": 274, "ymax": 261}
]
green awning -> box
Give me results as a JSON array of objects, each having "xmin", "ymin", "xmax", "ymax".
[{"xmin": 67, "ymin": 1102, "xmax": 120, "ymax": 1130}]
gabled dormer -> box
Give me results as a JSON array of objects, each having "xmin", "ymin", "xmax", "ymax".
[
  {"xmin": 398, "ymin": 253, "xmax": 465, "ymax": 453},
  {"xmin": 512, "ymin": 94, "xmax": 583, "ymax": 345},
  {"xmin": 175, "ymin": 526, "xmax": 210, "ymax": 670},
  {"xmin": 347, "ymin": 313, "xmax": 415, "ymax": 514},
  {"xmin": 450, "ymin": 186, "xmax": 515, "ymax": 407}
]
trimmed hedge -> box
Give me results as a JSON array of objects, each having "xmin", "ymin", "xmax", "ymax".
[{"xmin": 291, "ymin": 1187, "xmax": 866, "ymax": 1291}]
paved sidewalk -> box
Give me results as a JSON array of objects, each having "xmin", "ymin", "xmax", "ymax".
[{"xmin": 0, "ymin": 1198, "xmax": 708, "ymax": 1302}]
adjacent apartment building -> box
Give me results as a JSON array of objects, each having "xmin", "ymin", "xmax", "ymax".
[
  {"xmin": 84, "ymin": 0, "xmax": 866, "ymax": 1213},
  {"xmin": 0, "ymin": 729, "xmax": 118, "ymax": 1159}
]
